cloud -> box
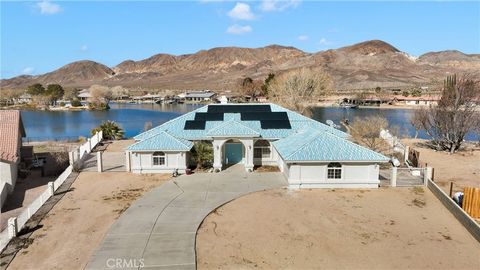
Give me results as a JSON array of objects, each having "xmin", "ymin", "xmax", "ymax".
[
  {"xmin": 228, "ymin": 3, "xmax": 255, "ymax": 20},
  {"xmin": 226, "ymin": 24, "xmax": 252, "ymax": 35},
  {"xmin": 22, "ymin": 67, "xmax": 35, "ymax": 75},
  {"xmin": 37, "ymin": 1, "xmax": 61, "ymax": 15},
  {"xmin": 260, "ymin": 0, "xmax": 301, "ymax": 12},
  {"xmin": 80, "ymin": 45, "xmax": 88, "ymax": 52},
  {"xmin": 298, "ymin": 35, "xmax": 309, "ymax": 41},
  {"xmin": 319, "ymin": 38, "xmax": 333, "ymax": 46}
]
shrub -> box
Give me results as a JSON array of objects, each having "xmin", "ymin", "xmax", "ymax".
[{"xmin": 71, "ymin": 99, "xmax": 82, "ymax": 107}]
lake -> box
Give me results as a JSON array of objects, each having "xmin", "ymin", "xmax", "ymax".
[{"xmin": 20, "ymin": 103, "xmax": 478, "ymax": 141}]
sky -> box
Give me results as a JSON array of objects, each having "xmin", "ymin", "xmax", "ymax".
[{"xmin": 1, "ymin": 0, "xmax": 479, "ymax": 79}]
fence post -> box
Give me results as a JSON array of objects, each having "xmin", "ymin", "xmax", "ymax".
[
  {"xmin": 69, "ymin": 151, "xmax": 75, "ymax": 165},
  {"xmin": 48, "ymin": 181, "xmax": 55, "ymax": 196},
  {"xmin": 404, "ymin": 145, "xmax": 410, "ymax": 163},
  {"xmin": 424, "ymin": 167, "xmax": 432, "ymax": 186},
  {"xmin": 97, "ymin": 151, "xmax": 103, "ymax": 173},
  {"xmin": 7, "ymin": 217, "xmax": 18, "ymax": 238},
  {"xmin": 391, "ymin": 167, "xmax": 397, "ymax": 187},
  {"xmin": 87, "ymin": 138, "xmax": 92, "ymax": 152}
]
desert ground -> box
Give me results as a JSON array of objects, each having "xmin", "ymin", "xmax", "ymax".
[
  {"xmin": 402, "ymin": 138, "xmax": 480, "ymax": 193},
  {"xmin": 6, "ymin": 141, "xmax": 169, "ymax": 270},
  {"xmin": 197, "ymin": 187, "xmax": 480, "ymax": 269}
]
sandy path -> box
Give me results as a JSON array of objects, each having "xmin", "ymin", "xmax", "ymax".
[
  {"xmin": 7, "ymin": 171, "xmax": 170, "ymax": 270},
  {"xmin": 402, "ymin": 139, "xmax": 480, "ymax": 193},
  {"xmin": 197, "ymin": 188, "xmax": 480, "ymax": 269}
]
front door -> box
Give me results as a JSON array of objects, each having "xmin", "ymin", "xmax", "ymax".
[{"xmin": 224, "ymin": 143, "xmax": 243, "ymax": 164}]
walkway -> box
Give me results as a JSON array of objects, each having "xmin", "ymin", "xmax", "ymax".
[{"xmin": 86, "ymin": 165, "xmax": 287, "ymax": 269}]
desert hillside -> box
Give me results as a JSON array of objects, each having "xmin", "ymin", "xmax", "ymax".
[{"xmin": 1, "ymin": 40, "xmax": 479, "ymax": 91}]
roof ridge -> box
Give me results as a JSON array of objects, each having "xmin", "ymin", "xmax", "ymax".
[
  {"xmin": 207, "ymin": 119, "xmax": 259, "ymax": 135},
  {"xmin": 161, "ymin": 129, "xmax": 192, "ymax": 148},
  {"xmin": 126, "ymin": 130, "xmax": 193, "ymax": 151},
  {"xmin": 319, "ymin": 126, "xmax": 389, "ymax": 159},
  {"xmin": 283, "ymin": 128, "xmax": 321, "ymax": 160}
]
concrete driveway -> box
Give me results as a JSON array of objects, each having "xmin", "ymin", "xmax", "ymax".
[{"xmin": 86, "ymin": 165, "xmax": 287, "ymax": 270}]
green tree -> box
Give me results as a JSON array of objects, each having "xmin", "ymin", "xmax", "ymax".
[
  {"xmin": 191, "ymin": 142, "xmax": 213, "ymax": 169},
  {"xmin": 91, "ymin": 121, "xmax": 124, "ymax": 140},
  {"xmin": 27, "ymin": 83, "xmax": 45, "ymax": 96},
  {"xmin": 410, "ymin": 88, "xmax": 422, "ymax": 97},
  {"xmin": 402, "ymin": 90, "xmax": 410, "ymax": 97},
  {"xmin": 261, "ymin": 73, "xmax": 275, "ymax": 96},
  {"xmin": 46, "ymin": 84, "xmax": 64, "ymax": 105},
  {"xmin": 375, "ymin": 86, "xmax": 382, "ymax": 93}
]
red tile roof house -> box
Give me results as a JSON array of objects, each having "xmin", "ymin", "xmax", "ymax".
[{"xmin": 0, "ymin": 110, "xmax": 26, "ymax": 209}]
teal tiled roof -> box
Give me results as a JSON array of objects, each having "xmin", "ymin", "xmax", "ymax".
[
  {"xmin": 273, "ymin": 127, "xmax": 389, "ymax": 162},
  {"xmin": 133, "ymin": 103, "xmax": 349, "ymax": 141},
  {"xmin": 207, "ymin": 120, "xmax": 260, "ymax": 137},
  {"xmin": 127, "ymin": 130, "xmax": 193, "ymax": 151}
]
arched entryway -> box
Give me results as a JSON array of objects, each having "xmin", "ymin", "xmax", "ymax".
[{"xmin": 223, "ymin": 139, "xmax": 245, "ymax": 165}]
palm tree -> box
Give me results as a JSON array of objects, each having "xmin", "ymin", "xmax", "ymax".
[
  {"xmin": 191, "ymin": 142, "xmax": 213, "ymax": 169},
  {"xmin": 91, "ymin": 120, "xmax": 124, "ymax": 140}
]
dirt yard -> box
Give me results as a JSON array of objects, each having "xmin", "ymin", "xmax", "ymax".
[
  {"xmin": 7, "ymin": 171, "xmax": 170, "ymax": 270},
  {"xmin": 197, "ymin": 188, "xmax": 480, "ymax": 269},
  {"xmin": 402, "ymin": 138, "xmax": 480, "ymax": 193}
]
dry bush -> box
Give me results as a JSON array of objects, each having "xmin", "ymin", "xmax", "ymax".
[
  {"xmin": 349, "ymin": 115, "xmax": 391, "ymax": 153},
  {"xmin": 268, "ymin": 67, "xmax": 333, "ymax": 115}
]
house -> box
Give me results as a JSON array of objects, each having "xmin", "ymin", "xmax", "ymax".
[
  {"xmin": 185, "ymin": 91, "xmax": 217, "ymax": 102},
  {"xmin": 16, "ymin": 93, "xmax": 32, "ymax": 104},
  {"xmin": 0, "ymin": 110, "xmax": 26, "ymax": 208},
  {"xmin": 126, "ymin": 103, "xmax": 389, "ymax": 188},
  {"xmin": 402, "ymin": 95, "xmax": 440, "ymax": 106},
  {"xmin": 77, "ymin": 89, "xmax": 92, "ymax": 101}
]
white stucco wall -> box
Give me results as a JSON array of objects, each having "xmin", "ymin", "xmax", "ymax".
[
  {"xmin": 0, "ymin": 161, "xmax": 18, "ymax": 192},
  {"xmin": 130, "ymin": 151, "xmax": 188, "ymax": 173},
  {"xmin": 282, "ymin": 161, "xmax": 380, "ymax": 189}
]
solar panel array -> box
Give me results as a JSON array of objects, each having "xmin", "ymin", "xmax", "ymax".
[{"xmin": 184, "ymin": 105, "xmax": 291, "ymax": 130}]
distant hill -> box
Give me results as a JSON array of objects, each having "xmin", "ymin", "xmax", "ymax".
[{"xmin": 2, "ymin": 40, "xmax": 479, "ymax": 91}]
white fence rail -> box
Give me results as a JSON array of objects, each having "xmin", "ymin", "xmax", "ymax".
[{"xmin": 0, "ymin": 131, "xmax": 102, "ymax": 252}]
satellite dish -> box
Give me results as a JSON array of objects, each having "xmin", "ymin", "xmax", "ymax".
[{"xmin": 326, "ymin": 119, "xmax": 340, "ymax": 129}]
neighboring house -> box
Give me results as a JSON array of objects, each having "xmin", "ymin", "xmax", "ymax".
[
  {"xmin": 16, "ymin": 93, "xmax": 32, "ymax": 104},
  {"xmin": 77, "ymin": 89, "xmax": 92, "ymax": 101},
  {"xmin": 402, "ymin": 96, "xmax": 440, "ymax": 106},
  {"xmin": 126, "ymin": 103, "xmax": 389, "ymax": 188},
  {"xmin": 0, "ymin": 110, "xmax": 26, "ymax": 208},
  {"xmin": 185, "ymin": 91, "xmax": 217, "ymax": 102}
]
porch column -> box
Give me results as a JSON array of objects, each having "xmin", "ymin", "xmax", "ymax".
[
  {"xmin": 242, "ymin": 139, "xmax": 254, "ymax": 172},
  {"xmin": 212, "ymin": 140, "xmax": 223, "ymax": 171}
]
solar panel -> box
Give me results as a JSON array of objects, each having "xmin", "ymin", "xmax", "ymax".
[
  {"xmin": 184, "ymin": 120, "xmax": 206, "ymax": 130},
  {"xmin": 241, "ymin": 112, "xmax": 289, "ymax": 121},
  {"xmin": 260, "ymin": 120, "xmax": 292, "ymax": 129},
  {"xmin": 194, "ymin": 112, "xmax": 224, "ymax": 121},
  {"xmin": 208, "ymin": 105, "xmax": 271, "ymax": 113}
]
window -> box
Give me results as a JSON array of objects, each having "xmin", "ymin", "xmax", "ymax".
[
  {"xmin": 327, "ymin": 162, "xmax": 342, "ymax": 179},
  {"xmin": 152, "ymin": 151, "xmax": 165, "ymax": 166},
  {"xmin": 254, "ymin": 140, "xmax": 271, "ymax": 159}
]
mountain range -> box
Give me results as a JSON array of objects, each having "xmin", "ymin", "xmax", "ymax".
[{"xmin": 2, "ymin": 40, "xmax": 479, "ymax": 91}]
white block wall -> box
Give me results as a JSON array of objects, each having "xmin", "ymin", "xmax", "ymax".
[{"xmin": 130, "ymin": 151, "xmax": 188, "ymax": 173}]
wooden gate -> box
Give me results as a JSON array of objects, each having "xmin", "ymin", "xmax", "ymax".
[{"xmin": 463, "ymin": 187, "xmax": 480, "ymax": 218}]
